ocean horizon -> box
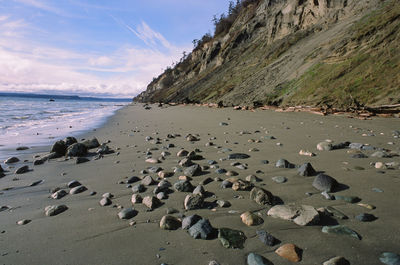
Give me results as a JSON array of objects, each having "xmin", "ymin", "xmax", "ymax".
[{"xmin": 0, "ymin": 93, "xmax": 131, "ymax": 160}]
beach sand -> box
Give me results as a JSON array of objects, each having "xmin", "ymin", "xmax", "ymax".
[{"xmin": 1, "ymin": 103, "xmax": 399, "ymax": 265}]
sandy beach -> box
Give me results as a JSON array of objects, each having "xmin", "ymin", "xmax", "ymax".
[{"xmin": 1, "ymin": 103, "xmax": 399, "ymax": 265}]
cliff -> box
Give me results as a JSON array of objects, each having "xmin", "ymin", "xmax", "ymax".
[{"xmin": 134, "ymin": 0, "xmax": 400, "ymax": 110}]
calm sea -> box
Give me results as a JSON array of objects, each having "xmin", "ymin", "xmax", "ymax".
[{"xmin": 0, "ymin": 95, "xmax": 130, "ymax": 160}]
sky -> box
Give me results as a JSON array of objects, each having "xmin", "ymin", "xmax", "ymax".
[{"xmin": 0, "ymin": 0, "xmax": 232, "ymax": 98}]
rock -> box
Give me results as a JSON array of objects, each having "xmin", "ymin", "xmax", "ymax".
[
  {"xmin": 323, "ymin": 256, "xmax": 350, "ymax": 265},
  {"xmin": 182, "ymin": 214, "xmax": 202, "ymax": 229},
  {"xmin": 317, "ymin": 142, "xmax": 333, "ymax": 151},
  {"xmin": 132, "ymin": 184, "xmax": 145, "ymax": 193},
  {"xmin": 145, "ymin": 158, "xmax": 160, "ymax": 164},
  {"xmin": 15, "ymin": 165, "xmax": 29, "ymax": 174},
  {"xmin": 241, "ymin": 211, "xmax": 263, "ymax": 226},
  {"xmin": 5, "ymin": 156, "xmax": 20, "ymax": 164},
  {"xmin": 148, "ymin": 166, "xmax": 162, "ymax": 173},
  {"xmin": 321, "ymin": 191, "xmax": 334, "ymax": 200},
  {"xmin": 157, "ymin": 180, "xmax": 172, "ymax": 190},
  {"xmin": 246, "ymin": 175, "xmax": 260, "ymax": 183},
  {"xmin": 189, "ymin": 219, "xmax": 214, "ymax": 239},
  {"xmin": 96, "ymin": 144, "xmax": 113, "ymax": 155},
  {"xmin": 200, "ymin": 177, "xmax": 213, "ymax": 185},
  {"xmin": 267, "ymin": 205, "xmax": 320, "ymax": 226},
  {"xmin": 0, "ymin": 164, "xmax": 3, "ymax": 172},
  {"xmin": 99, "ymin": 197, "xmax": 112, "ymax": 206},
  {"xmin": 82, "ymin": 138, "xmax": 100, "ymax": 149},
  {"xmin": 179, "ymin": 158, "xmax": 193, "ymax": 167},
  {"xmin": 326, "ymin": 206, "xmax": 348, "ymax": 219},
  {"xmin": 45, "ymin": 205, "xmax": 68, "ymax": 216},
  {"xmin": 355, "ymin": 213, "xmax": 376, "ymax": 222},
  {"xmin": 221, "ymin": 180, "xmax": 233, "ymax": 189},
  {"xmin": 184, "ymin": 164, "xmax": 202, "ymax": 177},
  {"xmin": 118, "ymin": 208, "xmax": 137, "ymax": 219},
  {"xmin": 76, "ymin": 157, "xmax": 90, "ymax": 164},
  {"xmin": 275, "ymin": 159, "xmax": 295, "ymax": 168},
  {"xmin": 218, "ymin": 228, "xmax": 246, "ymax": 249},
  {"xmin": 143, "ymin": 196, "xmax": 162, "ymax": 209},
  {"xmin": 177, "ymin": 150, "xmax": 189, "ymax": 157},
  {"xmin": 349, "ymin": 143, "xmax": 363, "ymax": 149},
  {"xmin": 298, "ymin": 163, "xmax": 317, "ymax": 176},
  {"xmin": 174, "ymin": 180, "xmax": 194, "ymax": 192},
  {"xmin": 67, "ymin": 180, "xmax": 81, "ymax": 188},
  {"xmin": 51, "ymin": 140, "xmax": 67, "ymax": 156},
  {"xmin": 371, "ymin": 151, "xmax": 391, "ymax": 158},
  {"xmin": 250, "ymin": 187, "xmax": 274, "ymax": 205},
  {"xmin": 102, "ymin": 192, "xmax": 113, "ymax": 199},
  {"xmin": 33, "ymin": 159, "xmax": 45, "ymax": 165},
  {"xmin": 126, "ymin": 176, "xmax": 140, "ymax": 184},
  {"xmin": 313, "ymin": 173, "xmax": 338, "ymax": 192},
  {"xmin": 352, "ymin": 153, "xmax": 368, "ymax": 158},
  {"xmin": 141, "ymin": 175, "xmax": 155, "ymax": 186},
  {"xmin": 275, "ymin": 243, "xmax": 302, "ymax": 262},
  {"xmin": 186, "ymin": 134, "xmax": 199, "ymax": 141},
  {"xmin": 334, "ymin": 195, "xmax": 360, "ymax": 203},
  {"xmin": 226, "ymin": 170, "xmax": 238, "ymax": 177},
  {"xmin": 51, "ymin": 189, "xmax": 67, "ymax": 199},
  {"xmin": 272, "ymin": 176, "xmax": 287, "ymax": 183},
  {"xmin": 193, "ymin": 185, "xmax": 205, "ymax": 195},
  {"xmin": 131, "ymin": 194, "xmax": 142, "ymax": 204},
  {"xmin": 160, "ymin": 215, "xmax": 181, "ymax": 230},
  {"xmin": 66, "ymin": 143, "xmax": 88, "ymax": 157},
  {"xmin": 232, "ymin": 179, "xmax": 253, "ymax": 191},
  {"xmin": 215, "ymin": 168, "xmax": 227, "ymax": 174},
  {"xmin": 158, "ymin": 171, "xmax": 174, "ymax": 179},
  {"xmin": 64, "ymin": 136, "xmax": 77, "ymax": 146},
  {"xmin": 217, "ymin": 200, "xmax": 231, "ymax": 208},
  {"xmin": 256, "ymin": 230, "xmax": 277, "ymax": 246},
  {"xmin": 247, "ymin": 253, "xmax": 273, "ymax": 265},
  {"xmin": 379, "ymin": 252, "xmax": 400, "ymax": 265},
  {"xmin": 184, "ymin": 194, "xmax": 204, "ymax": 210},
  {"xmin": 209, "ymin": 261, "xmax": 220, "ymax": 265},
  {"xmin": 321, "ymin": 225, "xmax": 361, "ymax": 240},
  {"xmin": 16, "ymin": 146, "xmax": 29, "ymax": 151},
  {"xmin": 69, "ymin": 185, "xmax": 87, "ymax": 194},
  {"xmin": 228, "ymin": 153, "xmax": 250, "ymax": 159},
  {"xmin": 17, "ymin": 219, "xmax": 31, "ymax": 225}
]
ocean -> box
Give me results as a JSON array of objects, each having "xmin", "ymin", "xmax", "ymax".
[{"xmin": 0, "ymin": 94, "xmax": 130, "ymax": 160}]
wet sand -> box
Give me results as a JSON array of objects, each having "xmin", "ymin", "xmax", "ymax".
[{"xmin": 1, "ymin": 103, "xmax": 399, "ymax": 265}]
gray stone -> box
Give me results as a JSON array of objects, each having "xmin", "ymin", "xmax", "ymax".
[
  {"xmin": 99, "ymin": 197, "xmax": 112, "ymax": 206},
  {"xmin": 371, "ymin": 151, "xmax": 391, "ymax": 158},
  {"xmin": 317, "ymin": 142, "xmax": 333, "ymax": 151},
  {"xmin": 15, "ymin": 165, "xmax": 29, "ymax": 174},
  {"xmin": 66, "ymin": 143, "xmax": 88, "ymax": 157},
  {"xmin": 184, "ymin": 164, "xmax": 202, "ymax": 177},
  {"xmin": 272, "ymin": 176, "xmax": 287, "ymax": 183},
  {"xmin": 67, "ymin": 180, "xmax": 81, "ymax": 188},
  {"xmin": 247, "ymin": 253, "xmax": 273, "ymax": 265},
  {"xmin": 182, "ymin": 214, "xmax": 202, "ymax": 229},
  {"xmin": 188, "ymin": 219, "xmax": 214, "ymax": 239},
  {"xmin": 156, "ymin": 192, "xmax": 167, "ymax": 200},
  {"xmin": 160, "ymin": 215, "xmax": 181, "ymax": 230},
  {"xmin": 193, "ymin": 185, "xmax": 205, "ymax": 195},
  {"xmin": 148, "ymin": 166, "xmax": 162, "ymax": 173},
  {"xmin": 250, "ymin": 187, "xmax": 274, "ymax": 205},
  {"xmin": 334, "ymin": 195, "xmax": 360, "ymax": 203},
  {"xmin": 298, "ymin": 163, "xmax": 317, "ymax": 176},
  {"xmin": 313, "ymin": 173, "xmax": 338, "ymax": 192},
  {"xmin": 51, "ymin": 140, "xmax": 67, "ymax": 156},
  {"xmin": 45, "ymin": 205, "xmax": 68, "ymax": 216},
  {"xmin": 267, "ymin": 205, "xmax": 320, "ymax": 226},
  {"xmin": 215, "ymin": 168, "xmax": 226, "ymax": 174},
  {"xmin": 131, "ymin": 184, "xmax": 146, "ymax": 193},
  {"xmin": 321, "ymin": 225, "xmax": 361, "ymax": 240},
  {"xmin": 177, "ymin": 150, "xmax": 189, "ymax": 157},
  {"xmin": 131, "ymin": 194, "xmax": 142, "ymax": 204},
  {"xmin": 51, "ymin": 189, "xmax": 67, "ymax": 199},
  {"xmin": 69, "ymin": 185, "xmax": 87, "ymax": 194},
  {"xmin": 217, "ymin": 200, "xmax": 231, "ymax": 208},
  {"xmin": 96, "ymin": 144, "xmax": 113, "ymax": 155},
  {"xmin": 33, "ymin": 158, "xmax": 45, "ymax": 165},
  {"xmin": 355, "ymin": 213, "xmax": 376, "ymax": 222},
  {"xmin": 118, "ymin": 208, "xmax": 137, "ymax": 219},
  {"xmin": 246, "ymin": 175, "xmax": 260, "ymax": 183},
  {"xmin": 174, "ymin": 180, "xmax": 194, "ymax": 192},
  {"xmin": 82, "ymin": 138, "xmax": 100, "ymax": 149},
  {"xmin": 64, "ymin": 136, "xmax": 77, "ymax": 146},
  {"xmin": 143, "ymin": 196, "xmax": 162, "ymax": 209},
  {"xmin": 256, "ymin": 230, "xmax": 277, "ymax": 246},
  {"xmin": 352, "ymin": 153, "xmax": 368, "ymax": 158},
  {"xmin": 5, "ymin": 156, "xmax": 19, "ymax": 164},
  {"xmin": 379, "ymin": 252, "xmax": 400, "ymax": 265},
  {"xmin": 349, "ymin": 143, "xmax": 363, "ymax": 149},
  {"xmin": 184, "ymin": 194, "xmax": 204, "ymax": 210},
  {"xmin": 322, "ymin": 256, "xmax": 350, "ymax": 265},
  {"xmin": 275, "ymin": 159, "xmax": 295, "ymax": 168},
  {"xmin": 221, "ymin": 180, "xmax": 233, "ymax": 189},
  {"xmin": 76, "ymin": 157, "xmax": 90, "ymax": 164},
  {"xmin": 326, "ymin": 206, "xmax": 348, "ymax": 220},
  {"xmin": 141, "ymin": 175, "xmax": 155, "ymax": 186},
  {"xmin": 228, "ymin": 153, "xmax": 250, "ymax": 159},
  {"xmin": 218, "ymin": 228, "xmax": 246, "ymax": 249},
  {"xmin": 179, "ymin": 158, "xmax": 193, "ymax": 167}
]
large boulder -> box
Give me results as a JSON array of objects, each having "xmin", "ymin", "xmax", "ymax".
[
  {"xmin": 66, "ymin": 143, "xmax": 88, "ymax": 157},
  {"xmin": 313, "ymin": 173, "xmax": 338, "ymax": 192},
  {"xmin": 267, "ymin": 205, "xmax": 320, "ymax": 226},
  {"xmin": 82, "ymin": 138, "xmax": 100, "ymax": 149},
  {"xmin": 51, "ymin": 140, "xmax": 67, "ymax": 156},
  {"xmin": 250, "ymin": 187, "xmax": 274, "ymax": 205},
  {"xmin": 64, "ymin": 136, "xmax": 78, "ymax": 146}
]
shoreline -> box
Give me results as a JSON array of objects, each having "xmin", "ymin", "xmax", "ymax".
[{"xmin": 1, "ymin": 103, "xmax": 399, "ymax": 265}]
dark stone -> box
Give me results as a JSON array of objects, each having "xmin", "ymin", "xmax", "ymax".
[
  {"xmin": 313, "ymin": 173, "xmax": 338, "ymax": 192},
  {"xmin": 298, "ymin": 163, "xmax": 316, "ymax": 176},
  {"xmin": 33, "ymin": 159, "xmax": 45, "ymax": 165},
  {"xmin": 132, "ymin": 184, "xmax": 146, "ymax": 193},
  {"xmin": 5, "ymin": 157, "xmax": 19, "ymax": 164},
  {"xmin": 67, "ymin": 180, "xmax": 81, "ymax": 188},
  {"xmin": 379, "ymin": 252, "xmax": 400, "ymax": 265},
  {"xmin": 126, "ymin": 176, "xmax": 140, "ymax": 184},
  {"xmin": 76, "ymin": 157, "xmax": 90, "ymax": 164},
  {"xmin": 45, "ymin": 205, "xmax": 68, "ymax": 216},
  {"xmin": 228, "ymin": 153, "xmax": 250, "ymax": 160},
  {"xmin": 15, "ymin": 165, "xmax": 29, "ymax": 174},
  {"xmin": 0, "ymin": 164, "xmax": 3, "ymax": 172},
  {"xmin": 221, "ymin": 180, "xmax": 233, "ymax": 189},
  {"xmin": 69, "ymin": 185, "xmax": 87, "ymax": 194},
  {"xmin": 118, "ymin": 208, "xmax": 137, "ymax": 219},
  {"xmin": 96, "ymin": 144, "xmax": 113, "ymax": 155},
  {"xmin": 184, "ymin": 194, "xmax": 204, "ymax": 210},
  {"xmin": 148, "ymin": 167, "xmax": 162, "ymax": 173},
  {"xmin": 64, "ymin": 136, "xmax": 77, "ymax": 146},
  {"xmin": 174, "ymin": 180, "xmax": 194, "ymax": 192},
  {"xmin": 182, "ymin": 214, "xmax": 202, "ymax": 229},
  {"xmin": 332, "ymin": 141, "xmax": 350, "ymax": 150},
  {"xmin": 256, "ymin": 230, "xmax": 278, "ymax": 246},
  {"xmin": 321, "ymin": 225, "xmax": 361, "ymax": 240},
  {"xmin": 66, "ymin": 143, "xmax": 88, "ymax": 157},
  {"xmin": 215, "ymin": 168, "xmax": 227, "ymax": 174},
  {"xmin": 218, "ymin": 228, "xmax": 246, "ymax": 249},
  {"xmin": 16, "ymin": 146, "xmax": 29, "ymax": 151},
  {"xmin": 275, "ymin": 159, "xmax": 295, "ymax": 168},
  {"xmin": 51, "ymin": 140, "xmax": 67, "ymax": 156},
  {"xmin": 183, "ymin": 164, "xmax": 202, "ymax": 177},
  {"xmin": 334, "ymin": 195, "xmax": 360, "ymax": 203},
  {"xmin": 247, "ymin": 253, "xmax": 273, "ymax": 265},
  {"xmin": 82, "ymin": 138, "xmax": 100, "ymax": 149},
  {"xmin": 352, "ymin": 153, "xmax": 368, "ymax": 158},
  {"xmin": 188, "ymin": 219, "xmax": 214, "ymax": 239},
  {"xmin": 355, "ymin": 213, "xmax": 377, "ymax": 222}
]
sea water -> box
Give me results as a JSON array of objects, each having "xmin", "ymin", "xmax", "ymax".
[{"xmin": 0, "ymin": 95, "xmax": 130, "ymax": 160}]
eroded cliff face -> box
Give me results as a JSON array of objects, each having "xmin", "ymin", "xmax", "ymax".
[{"xmin": 135, "ymin": 0, "xmax": 400, "ymax": 109}]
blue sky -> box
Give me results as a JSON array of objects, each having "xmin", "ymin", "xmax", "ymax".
[{"xmin": 0, "ymin": 0, "xmax": 232, "ymax": 97}]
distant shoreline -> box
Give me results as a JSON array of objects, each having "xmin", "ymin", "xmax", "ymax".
[{"xmin": 0, "ymin": 92, "xmax": 132, "ymax": 102}]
